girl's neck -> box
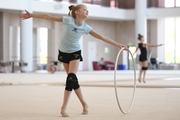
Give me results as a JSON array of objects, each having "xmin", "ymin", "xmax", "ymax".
[{"xmin": 74, "ymin": 17, "xmax": 85, "ymax": 26}]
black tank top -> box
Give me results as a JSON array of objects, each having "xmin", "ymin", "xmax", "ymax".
[{"xmin": 138, "ymin": 43, "xmax": 147, "ymax": 55}]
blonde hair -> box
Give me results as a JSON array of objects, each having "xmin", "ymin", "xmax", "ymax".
[{"xmin": 68, "ymin": 4, "xmax": 85, "ymax": 19}]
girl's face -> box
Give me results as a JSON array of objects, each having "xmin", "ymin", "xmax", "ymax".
[
  {"xmin": 140, "ymin": 37, "xmax": 144, "ymax": 42},
  {"xmin": 76, "ymin": 6, "xmax": 89, "ymax": 19}
]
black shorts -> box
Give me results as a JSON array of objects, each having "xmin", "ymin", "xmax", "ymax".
[
  {"xmin": 58, "ymin": 50, "xmax": 83, "ymax": 63},
  {"xmin": 139, "ymin": 54, "xmax": 147, "ymax": 62}
]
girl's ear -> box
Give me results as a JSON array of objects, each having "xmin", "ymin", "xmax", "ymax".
[{"xmin": 75, "ymin": 10, "xmax": 79, "ymax": 15}]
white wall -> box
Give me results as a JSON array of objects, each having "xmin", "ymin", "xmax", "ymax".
[
  {"xmin": 1, "ymin": 0, "xmax": 180, "ymax": 21},
  {"xmin": 147, "ymin": 20, "xmax": 165, "ymax": 63},
  {"xmin": 1, "ymin": 0, "xmax": 178, "ymax": 71},
  {"xmin": 115, "ymin": 21, "xmax": 135, "ymax": 68},
  {"xmin": 1, "ymin": 12, "xmax": 21, "ymax": 61},
  {"xmin": 83, "ymin": 19, "xmax": 117, "ymax": 70},
  {"xmin": 2, "ymin": 12, "xmax": 11, "ymax": 61},
  {"xmin": 147, "ymin": 7, "xmax": 180, "ymax": 19},
  {"xmin": 148, "ymin": 20, "xmax": 158, "ymax": 57},
  {"xmin": 0, "ymin": 10, "xmax": 168, "ymax": 70},
  {"xmin": 0, "ymin": 0, "xmax": 29, "ymax": 11}
]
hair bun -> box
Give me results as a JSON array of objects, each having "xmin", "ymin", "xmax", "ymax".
[
  {"xmin": 137, "ymin": 34, "xmax": 143, "ymax": 40},
  {"xmin": 69, "ymin": 5, "xmax": 75, "ymax": 11}
]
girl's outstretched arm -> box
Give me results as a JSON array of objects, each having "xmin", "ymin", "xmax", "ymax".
[
  {"xmin": 133, "ymin": 47, "xmax": 139, "ymax": 56},
  {"xmin": 20, "ymin": 10, "xmax": 63, "ymax": 22},
  {"xmin": 144, "ymin": 43, "xmax": 163, "ymax": 47},
  {"xmin": 89, "ymin": 30, "xmax": 128, "ymax": 50}
]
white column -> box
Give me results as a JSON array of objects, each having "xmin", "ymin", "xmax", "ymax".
[
  {"xmin": 2, "ymin": 12, "xmax": 10, "ymax": 61},
  {"xmin": 33, "ymin": 28, "xmax": 40, "ymax": 71},
  {"xmin": 157, "ymin": 19, "xmax": 165, "ymax": 63},
  {"xmin": 148, "ymin": 20, "xmax": 158, "ymax": 58},
  {"xmin": 37, "ymin": 28, "xmax": 41, "ymax": 65},
  {"xmin": 48, "ymin": 22, "xmax": 61, "ymax": 63},
  {"xmin": 10, "ymin": 26, "xmax": 19, "ymax": 62},
  {"xmin": 20, "ymin": 0, "xmax": 33, "ymax": 72},
  {"xmin": 135, "ymin": 0, "xmax": 147, "ymax": 43},
  {"xmin": 48, "ymin": 22, "xmax": 63, "ymax": 71},
  {"xmin": 33, "ymin": 28, "xmax": 37, "ymax": 71},
  {"xmin": 122, "ymin": 51, "xmax": 128, "ymax": 70},
  {"xmin": 48, "ymin": 28, "xmax": 55, "ymax": 63},
  {"xmin": 0, "ymin": 12, "xmax": 3, "ymax": 60},
  {"xmin": 77, "ymin": 0, "xmax": 83, "ymax": 4}
]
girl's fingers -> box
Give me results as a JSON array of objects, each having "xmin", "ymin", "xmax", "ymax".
[
  {"xmin": 20, "ymin": 14, "xmax": 24, "ymax": 17},
  {"xmin": 20, "ymin": 15, "xmax": 25, "ymax": 18},
  {"xmin": 25, "ymin": 10, "xmax": 29, "ymax": 14},
  {"xmin": 20, "ymin": 10, "xmax": 30, "ymax": 20},
  {"xmin": 20, "ymin": 15, "xmax": 27, "ymax": 20}
]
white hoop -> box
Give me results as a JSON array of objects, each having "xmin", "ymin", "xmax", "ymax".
[{"xmin": 114, "ymin": 47, "xmax": 136, "ymax": 114}]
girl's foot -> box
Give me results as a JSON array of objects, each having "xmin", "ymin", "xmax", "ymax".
[
  {"xmin": 61, "ymin": 112, "xmax": 69, "ymax": 117},
  {"xmin": 142, "ymin": 79, "xmax": 146, "ymax": 83},
  {"xmin": 138, "ymin": 78, "xmax": 141, "ymax": 83},
  {"xmin": 82, "ymin": 104, "xmax": 88, "ymax": 115},
  {"xmin": 82, "ymin": 109, "xmax": 88, "ymax": 115},
  {"xmin": 61, "ymin": 108, "xmax": 69, "ymax": 117}
]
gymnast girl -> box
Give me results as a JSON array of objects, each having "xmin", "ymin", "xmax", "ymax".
[
  {"xmin": 20, "ymin": 4, "xmax": 128, "ymax": 117},
  {"xmin": 133, "ymin": 34, "xmax": 163, "ymax": 83}
]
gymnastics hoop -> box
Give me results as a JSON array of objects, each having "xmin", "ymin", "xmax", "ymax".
[{"xmin": 114, "ymin": 47, "xmax": 136, "ymax": 114}]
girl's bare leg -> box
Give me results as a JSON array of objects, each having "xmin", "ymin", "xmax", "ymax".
[
  {"xmin": 142, "ymin": 60, "xmax": 148, "ymax": 83},
  {"xmin": 74, "ymin": 88, "xmax": 88, "ymax": 114},
  {"xmin": 60, "ymin": 60, "xmax": 88, "ymax": 116},
  {"xmin": 142, "ymin": 70, "xmax": 146, "ymax": 83},
  {"xmin": 138, "ymin": 62, "xmax": 143, "ymax": 83},
  {"xmin": 68, "ymin": 60, "xmax": 88, "ymax": 115},
  {"xmin": 60, "ymin": 63, "xmax": 70, "ymax": 117},
  {"xmin": 61, "ymin": 90, "xmax": 71, "ymax": 117}
]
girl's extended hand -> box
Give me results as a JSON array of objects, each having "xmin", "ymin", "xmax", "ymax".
[
  {"xmin": 120, "ymin": 45, "xmax": 129, "ymax": 51},
  {"xmin": 20, "ymin": 10, "xmax": 32, "ymax": 20}
]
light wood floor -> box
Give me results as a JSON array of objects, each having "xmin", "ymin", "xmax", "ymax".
[{"xmin": 0, "ymin": 70, "xmax": 180, "ymax": 120}]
